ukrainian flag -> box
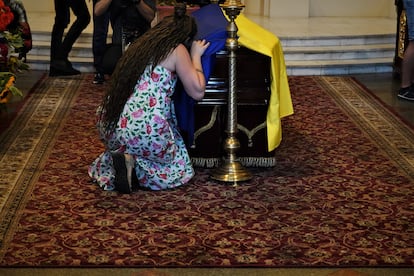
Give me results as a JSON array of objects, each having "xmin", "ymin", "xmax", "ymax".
[
  {"xmin": 175, "ymin": 4, "xmax": 293, "ymax": 152},
  {"xmin": 235, "ymin": 13, "xmax": 294, "ymax": 151}
]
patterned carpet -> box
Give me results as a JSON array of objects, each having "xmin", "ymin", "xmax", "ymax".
[{"xmin": 1, "ymin": 74, "xmax": 414, "ymax": 267}]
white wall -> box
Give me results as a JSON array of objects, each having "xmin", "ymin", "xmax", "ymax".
[
  {"xmin": 21, "ymin": 0, "xmax": 54, "ymax": 13},
  {"xmin": 21, "ymin": 0, "xmax": 93, "ymax": 13},
  {"xmin": 243, "ymin": 0, "xmax": 396, "ymax": 18},
  {"xmin": 309, "ymin": 0, "xmax": 396, "ymax": 18}
]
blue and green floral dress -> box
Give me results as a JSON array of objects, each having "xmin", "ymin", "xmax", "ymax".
[{"xmin": 88, "ymin": 65, "xmax": 194, "ymax": 191}]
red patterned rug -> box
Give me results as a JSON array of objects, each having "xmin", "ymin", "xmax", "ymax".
[{"xmin": 1, "ymin": 74, "xmax": 414, "ymax": 268}]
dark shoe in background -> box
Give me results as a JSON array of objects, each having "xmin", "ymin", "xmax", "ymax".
[
  {"xmin": 397, "ymin": 85, "xmax": 414, "ymax": 101},
  {"xmin": 93, "ymin": 72, "xmax": 105, "ymax": 84},
  {"xmin": 49, "ymin": 59, "xmax": 81, "ymax": 77}
]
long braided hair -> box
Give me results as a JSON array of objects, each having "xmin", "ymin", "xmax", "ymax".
[{"xmin": 100, "ymin": 3, "xmax": 197, "ymax": 133}]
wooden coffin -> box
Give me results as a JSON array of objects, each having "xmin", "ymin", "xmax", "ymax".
[{"xmin": 187, "ymin": 46, "xmax": 276, "ymax": 167}]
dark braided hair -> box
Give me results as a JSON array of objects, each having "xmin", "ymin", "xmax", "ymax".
[{"xmin": 100, "ymin": 3, "xmax": 197, "ymax": 132}]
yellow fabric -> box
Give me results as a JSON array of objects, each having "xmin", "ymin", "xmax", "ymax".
[{"xmin": 235, "ymin": 14, "xmax": 294, "ymax": 151}]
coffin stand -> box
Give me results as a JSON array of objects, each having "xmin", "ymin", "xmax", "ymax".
[{"xmin": 186, "ymin": 47, "xmax": 275, "ymax": 168}]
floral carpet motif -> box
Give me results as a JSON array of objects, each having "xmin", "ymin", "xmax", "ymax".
[{"xmin": 1, "ymin": 75, "xmax": 414, "ymax": 267}]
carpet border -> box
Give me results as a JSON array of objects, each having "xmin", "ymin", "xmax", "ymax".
[
  {"xmin": 0, "ymin": 75, "xmax": 86, "ymax": 254},
  {"xmin": 316, "ymin": 76, "xmax": 414, "ymax": 181},
  {"xmin": 351, "ymin": 76, "xmax": 414, "ymax": 132}
]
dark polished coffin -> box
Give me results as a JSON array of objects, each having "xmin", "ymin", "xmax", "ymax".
[{"xmin": 186, "ymin": 46, "xmax": 276, "ymax": 168}]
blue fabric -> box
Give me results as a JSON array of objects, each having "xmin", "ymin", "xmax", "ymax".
[
  {"xmin": 404, "ymin": 0, "xmax": 414, "ymax": 40},
  {"xmin": 174, "ymin": 4, "xmax": 228, "ymax": 146}
]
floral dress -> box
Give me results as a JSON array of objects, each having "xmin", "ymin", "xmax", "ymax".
[{"xmin": 88, "ymin": 65, "xmax": 194, "ymax": 191}]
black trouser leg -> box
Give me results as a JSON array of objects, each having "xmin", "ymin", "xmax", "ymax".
[
  {"xmin": 92, "ymin": 2, "xmax": 110, "ymax": 73},
  {"xmin": 58, "ymin": 0, "xmax": 90, "ymax": 61},
  {"xmin": 50, "ymin": 0, "xmax": 70, "ymax": 62}
]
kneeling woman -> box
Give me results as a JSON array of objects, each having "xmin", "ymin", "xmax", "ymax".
[{"xmin": 89, "ymin": 4, "xmax": 210, "ymax": 193}]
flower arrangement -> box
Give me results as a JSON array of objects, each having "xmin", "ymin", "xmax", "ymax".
[
  {"xmin": 0, "ymin": 0, "xmax": 13, "ymax": 30},
  {"xmin": 0, "ymin": 0, "xmax": 30, "ymax": 110}
]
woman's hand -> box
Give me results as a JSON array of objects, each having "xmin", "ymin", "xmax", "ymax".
[{"xmin": 190, "ymin": 39, "xmax": 210, "ymax": 59}]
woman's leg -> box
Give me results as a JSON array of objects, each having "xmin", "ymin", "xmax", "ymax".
[
  {"xmin": 59, "ymin": 0, "xmax": 91, "ymax": 61},
  {"xmin": 50, "ymin": 0, "xmax": 69, "ymax": 62}
]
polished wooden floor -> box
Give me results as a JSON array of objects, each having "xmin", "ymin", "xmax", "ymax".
[{"xmin": 353, "ymin": 73, "xmax": 414, "ymax": 126}]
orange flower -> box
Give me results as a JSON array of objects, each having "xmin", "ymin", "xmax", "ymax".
[
  {"xmin": 0, "ymin": 84, "xmax": 9, "ymax": 103},
  {"xmin": 4, "ymin": 74, "xmax": 15, "ymax": 89},
  {"xmin": 0, "ymin": 74, "xmax": 18, "ymax": 104}
]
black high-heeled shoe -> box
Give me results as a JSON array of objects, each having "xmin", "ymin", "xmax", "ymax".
[{"xmin": 111, "ymin": 152, "xmax": 135, "ymax": 194}]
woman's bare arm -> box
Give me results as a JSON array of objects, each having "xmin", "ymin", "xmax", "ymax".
[
  {"xmin": 134, "ymin": 0, "xmax": 156, "ymax": 23},
  {"xmin": 94, "ymin": 0, "xmax": 112, "ymax": 16},
  {"xmin": 174, "ymin": 41, "xmax": 210, "ymax": 101}
]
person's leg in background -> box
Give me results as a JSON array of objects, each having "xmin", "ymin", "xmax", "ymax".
[
  {"xmin": 92, "ymin": 0, "xmax": 110, "ymax": 84},
  {"xmin": 110, "ymin": 15, "xmax": 123, "ymax": 46},
  {"xmin": 50, "ymin": 0, "xmax": 72, "ymax": 76},
  {"xmin": 60, "ymin": 0, "xmax": 90, "ymax": 69},
  {"xmin": 398, "ymin": 0, "xmax": 414, "ymax": 100},
  {"xmin": 50, "ymin": 0, "xmax": 90, "ymax": 76}
]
